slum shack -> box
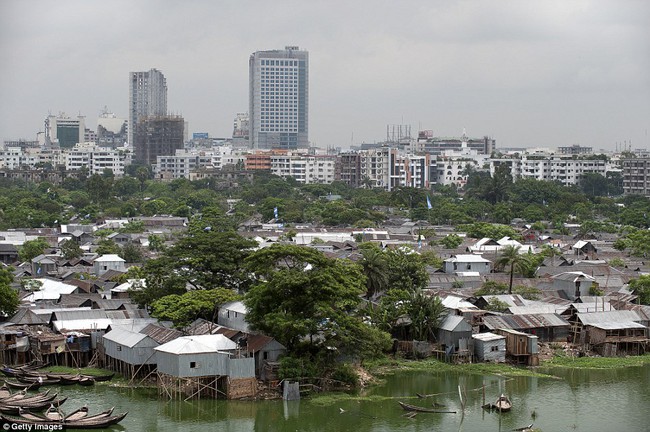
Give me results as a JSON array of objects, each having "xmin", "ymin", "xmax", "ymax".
[{"xmin": 154, "ymin": 335, "xmax": 256, "ymax": 400}]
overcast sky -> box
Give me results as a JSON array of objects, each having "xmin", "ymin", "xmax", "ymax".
[{"xmin": 1, "ymin": 0, "xmax": 648, "ymax": 151}]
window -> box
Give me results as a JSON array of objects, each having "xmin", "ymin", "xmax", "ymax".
[
  {"xmin": 116, "ymin": 346, "xmax": 122, "ymax": 351},
  {"xmin": 490, "ymin": 346, "xmax": 499, "ymax": 352},
  {"xmin": 190, "ymin": 361, "xmax": 198, "ymax": 368}
]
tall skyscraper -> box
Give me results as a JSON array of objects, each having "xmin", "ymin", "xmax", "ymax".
[
  {"xmin": 129, "ymin": 68, "xmax": 167, "ymax": 145},
  {"xmin": 134, "ymin": 115, "xmax": 184, "ymax": 165},
  {"xmin": 249, "ymin": 46, "xmax": 309, "ymax": 150}
]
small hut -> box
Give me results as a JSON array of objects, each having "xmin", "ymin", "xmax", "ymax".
[
  {"xmin": 472, "ymin": 332, "xmax": 506, "ymax": 362},
  {"xmin": 154, "ymin": 335, "xmax": 256, "ymax": 399}
]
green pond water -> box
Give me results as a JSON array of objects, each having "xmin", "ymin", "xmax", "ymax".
[{"xmin": 11, "ymin": 363, "xmax": 650, "ymax": 432}]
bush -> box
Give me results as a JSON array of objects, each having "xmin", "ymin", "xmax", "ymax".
[
  {"xmin": 330, "ymin": 364, "xmax": 358, "ymax": 387},
  {"xmin": 278, "ymin": 356, "xmax": 319, "ymax": 381}
]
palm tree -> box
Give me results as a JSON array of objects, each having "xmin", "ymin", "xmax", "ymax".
[
  {"xmin": 495, "ymin": 245, "xmax": 531, "ymax": 294},
  {"xmin": 408, "ymin": 289, "xmax": 445, "ymax": 341},
  {"xmin": 359, "ymin": 246, "xmax": 388, "ymax": 300}
]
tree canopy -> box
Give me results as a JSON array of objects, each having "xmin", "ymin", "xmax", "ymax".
[
  {"xmin": 244, "ymin": 244, "xmax": 390, "ymax": 358},
  {"xmin": 0, "ymin": 268, "xmax": 19, "ymax": 317},
  {"xmin": 151, "ymin": 288, "xmax": 241, "ymax": 328}
]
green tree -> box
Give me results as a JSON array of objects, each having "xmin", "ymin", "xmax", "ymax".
[
  {"xmin": 164, "ymin": 209, "xmax": 258, "ymax": 291},
  {"xmin": 151, "ymin": 288, "xmax": 241, "ymax": 328},
  {"xmin": 407, "ymin": 290, "xmax": 445, "ymax": 341},
  {"xmin": 359, "ymin": 244, "xmax": 389, "ymax": 299},
  {"xmin": 495, "ymin": 245, "xmax": 531, "ymax": 294},
  {"xmin": 244, "ymin": 244, "xmax": 384, "ymax": 356},
  {"xmin": 484, "ymin": 297, "xmax": 510, "ymax": 313},
  {"xmin": 628, "ymin": 275, "xmax": 650, "ymax": 305},
  {"xmin": 96, "ymin": 239, "xmax": 121, "ymax": 255},
  {"xmin": 19, "ymin": 238, "xmax": 49, "ymax": 262},
  {"xmin": 131, "ymin": 256, "xmax": 188, "ymax": 308},
  {"xmin": 120, "ymin": 243, "xmax": 144, "ymax": 263},
  {"xmin": 148, "ymin": 234, "xmax": 166, "ymax": 252},
  {"xmin": 440, "ymin": 234, "xmax": 463, "ymax": 249},
  {"xmin": 474, "ymin": 280, "xmax": 508, "ymax": 296},
  {"xmin": 60, "ymin": 239, "xmax": 83, "ymax": 260},
  {"xmin": 0, "ymin": 268, "xmax": 19, "ymax": 317},
  {"xmin": 384, "ymin": 247, "xmax": 429, "ymax": 293}
]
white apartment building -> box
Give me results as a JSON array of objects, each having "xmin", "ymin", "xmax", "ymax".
[
  {"xmin": 0, "ymin": 147, "xmax": 64, "ymax": 170},
  {"xmin": 270, "ymin": 153, "xmax": 336, "ymax": 184},
  {"xmin": 491, "ymin": 156, "xmax": 608, "ymax": 185},
  {"xmin": 65, "ymin": 143, "xmax": 131, "ymax": 176},
  {"xmin": 249, "ymin": 46, "xmax": 309, "ymax": 150},
  {"xmin": 359, "ymin": 147, "xmax": 391, "ymax": 189}
]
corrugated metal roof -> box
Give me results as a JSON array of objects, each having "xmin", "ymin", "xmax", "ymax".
[
  {"xmin": 154, "ymin": 335, "xmax": 237, "ymax": 354},
  {"xmin": 483, "ymin": 313, "xmax": 570, "ymax": 330},
  {"xmin": 589, "ymin": 321, "xmax": 646, "ymax": 330},
  {"xmin": 577, "ymin": 310, "xmax": 642, "ymax": 325},
  {"xmin": 51, "ymin": 310, "xmax": 108, "ymax": 321},
  {"xmin": 103, "ymin": 327, "xmax": 148, "ymax": 348},
  {"xmin": 472, "ymin": 332, "xmax": 505, "ymax": 342},
  {"xmin": 140, "ymin": 324, "xmax": 182, "ymax": 344},
  {"xmin": 552, "ymin": 271, "xmax": 596, "ymax": 282},
  {"xmin": 480, "ymin": 295, "xmax": 529, "ymax": 307},
  {"xmin": 439, "ymin": 315, "xmax": 471, "ymax": 332},
  {"xmin": 53, "ymin": 318, "xmax": 113, "ymax": 332},
  {"xmin": 508, "ymin": 305, "xmax": 569, "ymax": 315}
]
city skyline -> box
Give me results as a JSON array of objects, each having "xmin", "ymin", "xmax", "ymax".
[{"xmin": 0, "ymin": 1, "xmax": 648, "ymax": 151}]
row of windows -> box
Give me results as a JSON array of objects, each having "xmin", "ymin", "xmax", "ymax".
[{"xmin": 261, "ymin": 60, "xmax": 299, "ymax": 66}]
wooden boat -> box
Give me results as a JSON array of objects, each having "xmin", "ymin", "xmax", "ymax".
[
  {"xmin": 0, "ymin": 411, "xmax": 128, "ymax": 429},
  {"xmin": 398, "ymin": 401, "xmax": 456, "ymax": 413},
  {"xmin": 48, "ymin": 374, "xmax": 79, "ymax": 385},
  {"xmin": 64, "ymin": 406, "xmax": 89, "ymax": 421},
  {"xmin": 0, "ymin": 397, "xmax": 67, "ymax": 415},
  {"xmin": 0, "ymin": 367, "xmax": 22, "ymax": 378},
  {"xmin": 16, "ymin": 376, "xmax": 60, "ymax": 386},
  {"xmin": 17, "ymin": 406, "xmax": 106, "ymax": 423},
  {"xmin": 4, "ymin": 380, "xmax": 41, "ymax": 391},
  {"xmin": 85, "ymin": 372, "xmax": 114, "ymax": 382},
  {"xmin": 78, "ymin": 377, "xmax": 95, "ymax": 386},
  {"xmin": 483, "ymin": 394, "xmax": 512, "ymax": 412},
  {"xmin": 494, "ymin": 394, "xmax": 512, "ymax": 412},
  {"xmin": 0, "ymin": 385, "xmax": 11, "ymax": 399}
]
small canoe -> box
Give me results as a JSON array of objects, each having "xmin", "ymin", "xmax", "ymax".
[
  {"xmin": 0, "ymin": 411, "xmax": 128, "ymax": 429},
  {"xmin": 398, "ymin": 401, "xmax": 456, "ymax": 413},
  {"xmin": 64, "ymin": 406, "xmax": 89, "ymax": 422},
  {"xmin": 4, "ymin": 380, "xmax": 41, "ymax": 391},
  {"xmin": 16, "ymin": 376, "xmax": 60, "ymax": 386},
  {"xmin": 86, "ymin": 372, "xmax": 114, "ymax": 382},
  {"xmin": 484, "ymin": 394, "xmax": 512, "ymax": 412},
  {"xmin": 78, "ymin": 377, "xmax": 95, "ymax": 386}
]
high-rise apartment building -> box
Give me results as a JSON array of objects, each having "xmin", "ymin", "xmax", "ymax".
[
  {"xmin": 249, "ymin": 46, "xmax": 309, "ymax": 150},
  {"xmin": 134, "ymin": 115, "xmax": 184, "ymax": 165},
  {"xmin": 129, "ymin": 69, "xmax": 167, "ymax": 145}
]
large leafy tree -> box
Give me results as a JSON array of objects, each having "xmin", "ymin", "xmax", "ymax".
[
  {"xmin": 385, "ymin": 247, "xmax": 429, "ymax": 293},
  {"xmin": 130, "ymin": 256, "xmax": 188, "ymax": 308},
  {"xmin": 164, "ymin": 207, "xmax": 257, "ymax": 291},
  {"xmin": 0, "ymin": 268, "xmax": 19, "ymax": 317},
  {"xmin": 244, "ymin": 244, "xmax": 387, "ymax": 356},
  {"xmin": 495, "ymin": 245, "xmax": 531, "ymax": 294},
  {"xmin": 19, "ymin": 238, "xmax": 49, "ymax": 262},
  {"xmin": 151, "ymin": 288, "xmax": 241, "ymax": 328},
  {"xmin": 60, "ymin": 239, "xmax": 83, "ymax": 260},
  {"xmin": 628, "ymin": 275, "xmax": 650, "ymax": 305}
]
